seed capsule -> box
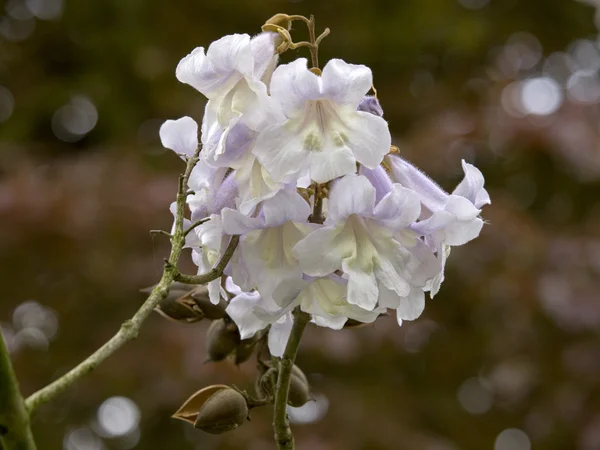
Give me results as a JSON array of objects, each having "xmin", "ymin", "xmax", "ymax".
[
  {"xmin": 172, "ymin": 385, "xmax": 248, "ymax": 434},
  {"xmin": 153, "ymin": 289, "xmax": 204, "ymax": 324},
  {"xmin": 194, "ymin": 388, "xmax": 248, "ymax": 434},
  {"xmin": 189, "ymin": 286, "xmax": 227, "ymax": 320},
  {"xmin": 288, "ymin": 365, "xmax": 312, "ymax": 407},
  {"xmin": 206, "ymin": 319, "xmax": 240, "ymax": 362}
]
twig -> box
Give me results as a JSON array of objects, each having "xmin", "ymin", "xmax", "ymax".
[
  {"xmin": 0, "ymin": 331, "xmax": 37, "ymax": 449},
  {"xmin": 172, "ymin": 235, "xmax": 239, "ymax": 284},
  {"xmin": 23, "ymin": 146, "xmax": 238, "ymax": 415},
  {"xmin": 183, "ymin": 218, "xmax": 210, "ymax": 238},
  {"xmin": 272, "ymin": 308, "xmax": 310, "ymax": 450}
]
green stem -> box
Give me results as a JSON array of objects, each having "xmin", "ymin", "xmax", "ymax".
[
  {"xmin": 25, "ymin": 148, "xmax": 236, "ymax": 415},
  {"xmin": 272, "ymin": 308, "xmax": 310, "ymax": 450},
  {"xmin": 0, "ymin": 330, "xmax": 36, "ymax": 450}
]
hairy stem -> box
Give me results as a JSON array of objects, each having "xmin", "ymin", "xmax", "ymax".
[
  {"xmin": 24, "ymin": 147, "xmax": 238, "ymax": 415},
  {"xmin": 272, "ymin": 308, "xmax": 310, "ymax": 450},
  {"xmin": 0, "ymin": 331, "xmax": 36, "ymax": 450}
]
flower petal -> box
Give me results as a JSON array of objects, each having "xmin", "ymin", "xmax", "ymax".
[
  {"xmin": 262, "ymin": 189, "xmax": 311, "ymax": 227},
  {"xmin": 327, "ymin": 174, "xmax": 376, "ymax": 223},
  {"xmin": 397, "ymin": 287, "xmax": 426, "ymax": 322},
  {"xmin": 159, "ymin": 117, "xmax": 198, "ymax": 157},
  {"xmin": 373, "ymin": 184, "xmax": 421, "ymax": 230},
  {"xmin": 340, "ymin": 111, "xmax": 391, "ymax": 169},
  {"xmin": 343, "ymin": 259, "xmax": 379, "ymax": 310},
  {"xmin": 268, "ymin": 313, "xmax": 293, "ymax": 357},
  {"xmin": 321, "ymin": 59, "xmax": 373, "ymax": 108},
  {"xmin": 225, "ymin": 291, "xmax": 266, "ymax": 339},
  {"xmin": 293, "ymin": 224, "xmax": 354, "ymax": 277},
  {"xmin": 453, "ymin": 160, "xmax": 491, "ymax": 208},
  {"xmin": 176, "ymin": 34, "xmax": 252, "ymax": 98},
  {"xmin": 270, "ymin": 58, "xmax": 321, "ymax": 118},
  {"xmin": 386, "ymin": 155, "xmax": 448, "ymax": 213}
]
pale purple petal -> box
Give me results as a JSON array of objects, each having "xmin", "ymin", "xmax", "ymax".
[
  {"xmin": 452, "ymin": 160, "xmax": 491, "ymax": 208},
  {"xmin": 327, "ymin": 174, "xmax": 376, "ymax": 223},
  {"xmin": 270, "ymin": 58, "xmax": 321, "ymax": 118},
  {"xmin": 359, "ymin": 165, "xmax": 393, "ymax": 203},
  {"xmin": 159, "ymin": 117, "xmax": 198, "ymax": 157},
  {"xmin": 387, "ymin": 155, "xmax": 448, "ymax": 213},
  {"xmin": 373, "ymin": 184, "xmax": 421, "ymax": 230},
  {"xmin": 268, "ymin": 313, "xmax": 293, "ymax": 357},
  {"xmin": 321, "ymin": 59, "xmax": 373, "ymax": 108}
]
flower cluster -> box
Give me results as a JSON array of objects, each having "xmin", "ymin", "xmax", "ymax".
[{"xmin": 159, "ymin": 19, "xmax": 490, "ymax": 357}]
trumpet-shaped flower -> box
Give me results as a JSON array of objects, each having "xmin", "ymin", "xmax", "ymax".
[
  {"xmin": 253, "ymin": 58, "xmax": 391, "ymax": 184},
  {"xmin": 386, "ymin": 155, "xmax": 490, "ymax": 294},
  {"xmin": 293, "ymin": 174, "xmax": 439, "ymax": 311},
  {"xmin": 221, "ymin": 188, "xmax": 311, "ymax": 300},
  {"xmin": 177, "ymin": 32, "xmax": 284, "ymax": 167}
]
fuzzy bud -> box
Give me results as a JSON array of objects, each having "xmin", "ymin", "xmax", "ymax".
[
  {"xmin": 173, "ymin": 385, "xmax": 248, "ymax": 434},
  {"xmin": 288, "ymin": 365, "xmax": 312, "ymax": 407},
  {"xmin": 206, "ymin": 319, "xmax": 240, "ymax": 362}
]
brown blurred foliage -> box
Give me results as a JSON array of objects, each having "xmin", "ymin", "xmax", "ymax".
[{"xmin": 1, "ymin": 0, "xmax": 600, "ymax": 449}]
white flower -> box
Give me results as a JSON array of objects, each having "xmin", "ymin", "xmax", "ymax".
[
  {"xmin": 293, "ymin": 174, "xmax": 439, "ymax": 312},
  {"xmin": 253, "ymin": 58, "xmax": 391, "ymax": 184},
  {"xmin": 176, "ymin": 33, "xmax": 284, "ymax": 168},
  {"xmin": 386, "ymin": 156, "xmax": 490, "ymax": 295},
  {"xmin": 224, "ymin": 278, "xmax": 293, "ymax": 357},
  {"xmin": 221, "ymin": 188, "xmax": 311, "ymax": 300},
  {"xmin": 273, "ymin": 276, "xmax": 384, "ymax": 330}
]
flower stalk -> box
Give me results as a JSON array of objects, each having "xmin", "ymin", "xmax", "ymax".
[
  {"xmin": 272, "ymin": 308, "xmax": 310, "ymax": 450},
  {"xmin": 0, "ymin": 330, "xmax": 37, "ymax": 450},
  {"xmin": 24, "ymin": 146, "xmax": 236, "ymax": 415}
]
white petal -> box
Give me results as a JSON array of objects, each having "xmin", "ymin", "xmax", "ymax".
[
  {"xmin": 321, "ymin": 59, "xmax": 373, "ymax": 108},
  {"xmin": 444, "ymin": 217, "xmax": 484, "ymax": 246},
  {"xmin": 159, "ymin": 117, "xmax": 198, "ymax": 157},
  {"xmin": 250, "ymin": 31, "xmax": 278, "ymax": 80},
  {"xmin": 225, "ymin": 276, "xmax": 243, "ymax": 296},
  {"xmin": 293, "ymin": 225, "xmax": 353, "ymax": 277},
  {"xmin": 452, "ymin": 160, "xmax": 491, "ymax": 209},
  {"xmin": 221, "ymin": 207, "xmax": 262, "ymax": 235},
  {"xmin": 340, "ymin": 111, "xmax": 391, "ymax": 169},
  {"xmin": 262, "ymin": 189, "xmax": 311, "ymax": 227},
  {"xmin": 270, "ymin": 59, "xmax": 321, "ymax": 118},
  {"xmin": 397, "ymin": 288, "xmax": 426, "ymax": 322},
  {"xmin": 386, "ymin": 155, "xmax": 448, "ymax": 213},
  {"xmin": 226, "ymin": 291, "xmax": 267, "ymax": 339},
  {"xmin": 268, "ymin": 314, "xmax": 293, "ymax": 357},
  {"xmin": 312, "ymin": 314, "xmax": 347, "ymax": 330},
  {"xmin": 307, "ymin": 144, "xmax": 357, "ymax": 183},
  {"xmin": 343, "ymin": 259, "xmax": 379, "ymax": 310},
  {"xmin": 373, "ymin": 184, "xmax": 421, "ymax": 230},
  {"xmin": 176, "ymin": 34, "xmax": 252, "ymax": 98},
  {"xmin": 327, "ymin": 174, "xmax": 376, "ymax": 223},
  {"xmin": 253, "ymin": 122, "xmax": 311, "ymax": 183}
]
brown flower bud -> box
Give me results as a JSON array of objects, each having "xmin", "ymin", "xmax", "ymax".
[
  {"xmin": 288, "ymin": 372, "xmax": 312, "ymax": 407},
  {"xmin": 152, "ymin": 289, "xmax": 204, "ymax": 324},
  {"xmin": 194, "ymin": 388, "xmax": 248, "ymax": 434},
  {"xmin": 233, "ymin": 334, "xmax": 260, "ymax": 365},
  {"xmin": 172, "ymin": 385, "xmax": 248, "ymax": 434},
  {"xmin": 206, "ymin": 319, "xmax": 240, "ymax": 362},
  {"xmin": 188, "ymin": 286, "xmax": 227, "ymax": 320}
]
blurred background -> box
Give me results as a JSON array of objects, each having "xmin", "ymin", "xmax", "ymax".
[{"xmin": 1, "ymin": 0, "xmax": 600, "ymax": 449}]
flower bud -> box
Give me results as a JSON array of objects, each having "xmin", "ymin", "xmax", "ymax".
[
  {"xmin": 234, "ymin": 335, "xmax": 259, "ymax": 365},
  {"xmin": 144, "ymin": 283, "xmax": 204, "ymax": 324},
  {"xmin": 263, "ymin": 13, "xmax": 292, "ymax": 31},
  {"xmin": 194, "ymin": 388, "xmax": 248, "ymax": 434},
  {"xmin": 172, "ymin": 385, "xmax": 248, "ymax": 434},
  {"xmin": 206, "ymin": 319, "xmax": 240, "ymax": 362},
  {"xmin": 288, "ymin": 369, "xmax": 312, "ymax": 407},
  {"xmin": 189, "ymin": 286, "xmax": 227, "ymax": 320}
]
